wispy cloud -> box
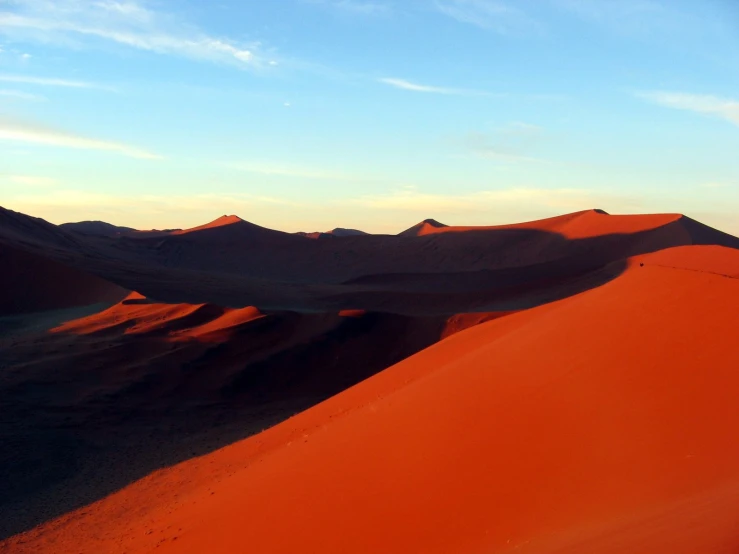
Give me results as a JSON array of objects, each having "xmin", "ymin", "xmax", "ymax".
[
  {"xmin": 6, "ymin": 189, "xmax": 296, "ymax": 229},
  {"xmin": 434, "ymin": 0, "xmax": 541, "ymax": 35},
  {"xmin": 227, "ymin": 161, "xmax": 367, "ymax": 182},
  {"xmin": 1, "ymin": 174, "xmax": 57, "ymax": 186},
  {"xmin": 379, "ymin": 77, "xmax": 490, "ymax": 96},
  {"xmin": 0, "ymin": 88, "xmax": 45, "ymax": 100},
  {"xmin": 0, "ymin": 0, "xmax": 274, "ymax": 68},
  {"xmin": 7, "ymin": 185, "xmax": 644, "ymax": 234},
  {"xmin": 700, "ymin": 182, "xmax": 733, "ymax": 189},
  {"xmin": 0, "ymin": 73, "xmax": 108, "ymax": 89},
  {"xmin": 0, "ymin": 116, "xmax": 162, "ymax": 159},
  {"xmin": 638, "ymin": 91, "xmax": 739, "ymax": 127}
]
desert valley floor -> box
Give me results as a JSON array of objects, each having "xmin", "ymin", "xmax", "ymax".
[{"xmin": 1, "ymin": 206, "xmax": 738, "ymax": 553}]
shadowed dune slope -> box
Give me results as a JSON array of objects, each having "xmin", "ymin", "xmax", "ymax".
[
  {"xmin": 0, "ymin": 207, "xmax": 84, "ymax": 250},
  {"xmin": 0, "ymin": 288, "xmax": 505, "ymax": 540},
  {"xmin": 0, "ymin": 243, "xmax": 128, "ymax": 315},
  {"xmin": 398, "ymin": 217, "xmax": 448, "ymax": 236},
  {"xmin": 2, "ymin": 207, "xmax": 737, "ymax": 313},
  {"xmin": 297, "ymin": 228, "xmax": 369, "ymax": 239},
  {"xmin": 60, "ymin": 221, "xmax": 178, "ymax": 239},
  {"xmin": 77, "ymin": 209, "xmax": 739, "ymax": 288},
  {"xmin": 59, "ymin": 221, "xmax": 136, "ymax": 237},
  {"xmin": 4, "ymin": 245, "xmax": 739, "ymax": 553}
]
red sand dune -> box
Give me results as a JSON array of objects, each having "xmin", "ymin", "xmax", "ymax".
[
  {"xmin": 0, "ymin": 242, "xmax": 128, "ymax": 315},
  {"xmin": 51, "ymin": 291, "xmax": 264, "ymax": 339},
  {"xmin": 401, "ymin": 210, "xmax": 684, "ymax": 238},
  {"xmin": 171, "ymin": 215, "xmax": 246, "ymax": 235},
  {"xmin": 5, "ymin": 245, "xmax": 739, "ymax": 553},
  {"xmin": 398, "ymin": 217, "xmax": 448, "ymax": 236}
]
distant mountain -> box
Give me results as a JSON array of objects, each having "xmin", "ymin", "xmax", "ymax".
[
  {"xmin": 60, "ymin": 221, "xmax": 137, "ymax": 237},
  {"xmin": 297, "ymin": 228, "xmax": 369, "ymax": 239},
  {"xmin": 398, "ymin": 218, "xmax": 448, "ymax": 237},
  {"xmin": 171, "ymin": 215, "xmax": 245, "ymax": 235},
  {"xmin": 3, "ymin": 205, "xmax": 739, "ymax": 311},
  {"xmin": 61, "ymin": 220, "xmax": 179, "ymax": 238}
]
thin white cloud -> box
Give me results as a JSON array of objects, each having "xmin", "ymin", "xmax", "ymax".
[
  {"xmin": 0, "ymin": 73, "xmax": 108, "ymax": 89},
  {"xmin": 0, "ymin": 117, "xmax": 162, "ymax": 159},
  {"xmin": 434, "ymin": 0, "xmax": 541, "ymax": 35},
  {"xmin": 6, "ymin": 185, "xmax": 643, "ymax": 234},
  {"xmin": 6, "ymin": 190, "xmax": 296, "ymax": 230},
  {"xmin": 0, "ymin": 0, "xmax": 270, "ymax": 69},
  {"xmin": 0, "ymin": 88, "xmax": 45, "ymax": 100},
  {"xmin": 700, "ymin": 182, "xmax": 732, "ymax": 189},
  {"xmin": 638, "ymin": 91, "xmax": 739, "ymax": 127},
  {"xmin": 1, "ymin": 174, "xmax": 57, "ymax": 186},
  {"xmin": 227, "ymin": 161, "xmax": 365, "ymax": 181},
  {"xmin": 379, "ymin": 77, "xmax": 489, "ymax": 96}
]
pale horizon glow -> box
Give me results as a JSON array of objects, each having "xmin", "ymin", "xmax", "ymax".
[{"xmin": 0, "ymin": 0, "xmax": 737, "ymax": 236}]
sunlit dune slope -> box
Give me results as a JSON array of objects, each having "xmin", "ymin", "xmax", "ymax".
[
  {"xmin": 0, "ymin": 243, "xmax": 128, "ymax": 315},
  {"xmin": 52, "ymin": 291, "xmax": 264, "ymax": 338},
  {"xmin": 7, "ymin": 245, "xmax": 738, "ymax": 553}
]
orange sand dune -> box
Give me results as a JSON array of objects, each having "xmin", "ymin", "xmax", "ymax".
[
  {"xmin": 398, "ymin": 217, "xmax": 448, "ymax": 236},
  {"xmin": 632, "ymin": 244, "xmax": 739, "ymax": 277},
  {"xmin": 51, "ymin": 291, "xmax": 264, "ymax": 339},
  {"xmin": 0, "ymin": 243, "xmax": 128, "ymax": 315},
  {"xmin": 171, "ymin": 215, "xmax": 245, "ymax": 235},
  {"xmin": 403, "ymin": 209, "xmax": 684, "ymax": 238},
  {"xmin": 0, "ymin": 292, "xmax": 508, "ymax": 540},
  {"xmin": 6, "ymin": 244, "xmax": 739, "ymax": 553}
]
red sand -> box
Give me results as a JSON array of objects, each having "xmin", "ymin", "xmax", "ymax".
[
  {"xmin": 51, "ymin": 291, "xmax": 264, "ymax": 340},
  {"xmin": 171, "ymin": 215, "xmax": 246, "ymax": 235},
  {"xmin": 5, "ymin": 245, "xmax": 739, "ymax": 553},
  {"xmin": 404, "ymin": 209, "xmax": 684, "ymax": 238}
]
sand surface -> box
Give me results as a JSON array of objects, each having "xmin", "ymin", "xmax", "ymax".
[{"xmin": 1, "ymin": 206, "xmax": 738, "ymax": 553}]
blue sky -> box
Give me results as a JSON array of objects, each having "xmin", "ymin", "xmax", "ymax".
[{"xmin": 1, "ymin": 0, "xmax": 738, "ymax": 234}]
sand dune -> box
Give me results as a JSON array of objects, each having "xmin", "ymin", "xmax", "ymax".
[
  {"xmin": 2, "ymin": 207, "xmax": 736, "ymax": 311},
  {"xmin": 297, "ymin": 227, "xmax": 369, "ymax": 239},
  {"xmin": 398, "ymin": 217, "xmax": 448, "ymax": 236},
  {"xmin": 4, "ymin": 245, "xmax": 737, "ymax": 553},
  {"xmin": 0, "ymin": 287, "xmax": 501, "ymax": 540},
  {"xmin": 60, "ymin": 220, "xmax": 137, "ymax": 237},
  {"xmin": 60, "ymin": 221, "xmax": 178, "ymax": 238},
  {"xmin": 1, "ymin": 206, "xmax": 738, "ymax": 553},
  {"xmin": 0, "ymin": 242, "xmax": 128, "ymax": 315}
]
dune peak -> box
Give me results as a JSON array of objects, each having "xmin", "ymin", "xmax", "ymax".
[
  {"xmin": 398, "ymin": 218, "xmax": 449, "ymax": 236},
  {"xmin": 213, "ymin": 214, "xmax": 244, "ymax": 225}
]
